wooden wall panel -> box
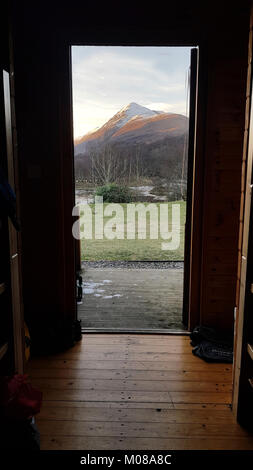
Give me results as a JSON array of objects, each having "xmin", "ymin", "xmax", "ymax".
[
  {"xmin": 10, "ymin": 1, "xmax": 250, "ymax": 343},
  {"xmin": 199, "ymin": 38, "xmax": 248, "ymax": 331},
  {"xmin": 12, "ymin": 31, "xmax": 77, "ymax": 350}
]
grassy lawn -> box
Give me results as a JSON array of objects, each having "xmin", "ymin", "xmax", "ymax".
[{"xmin": 79, "ymin": 201, "xmax": 186, "ymax": 261}]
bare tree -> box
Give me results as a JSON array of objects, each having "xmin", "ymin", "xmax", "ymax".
[
  {"xmin": 127, "ymin": 146, "xmax": 145, "ymax": 183},
  {"xmin": 90, "ymin": 144, "xmax": 129, "ymax": 185}
]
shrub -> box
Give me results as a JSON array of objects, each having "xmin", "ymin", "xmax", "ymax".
[{"xmin": 95, "ymin": 183, "xmax": 132, "ymax": 203}]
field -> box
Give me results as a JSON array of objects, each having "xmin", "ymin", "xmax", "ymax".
[{"xmin": 78, "ymin": 201, "xmax": 186, "ymax": 261}]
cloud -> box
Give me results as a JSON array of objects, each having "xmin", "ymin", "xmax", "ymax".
[
  {"xmin": 145, "ymin": 101, "xmax": 188, "ymax": 116},
  {"xmin": 72, "ymin": 46, "xmax": 191, "ymax": 138}
]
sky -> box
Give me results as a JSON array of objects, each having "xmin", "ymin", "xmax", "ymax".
[{"xmin": 71, "ymin": 46, "xmax": 191, "ymax": 139}]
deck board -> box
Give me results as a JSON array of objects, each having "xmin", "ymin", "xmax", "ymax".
[{"xmin": 78, "ymin": 267, "xmax": 185, "ymax": 331}]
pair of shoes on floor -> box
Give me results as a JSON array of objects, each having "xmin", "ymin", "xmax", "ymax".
[{"xmin": 190, "ymin": 326, "xmax": 233, "ymax": 363}]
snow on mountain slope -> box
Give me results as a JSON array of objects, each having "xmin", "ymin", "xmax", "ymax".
[
  {"xmin": 116, "ymin": 102, "xmax": 159, "ymax": 126},
  {"xmin": 112, "ymin": 113, "xmax": 188, "ymax": 142},
  {"xmin": 74, "ymin": 103, "xmax": 188, "ymax": 155}
]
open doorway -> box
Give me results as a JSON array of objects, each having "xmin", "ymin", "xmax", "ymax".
[{"xmin": 71, "ymin": 46, "xmax": 195, "ymax": 332}]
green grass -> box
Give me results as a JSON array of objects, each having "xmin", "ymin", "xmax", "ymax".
[{"xmin": 79, "ymin": 201, "xmax": 186, "ymax": 261}]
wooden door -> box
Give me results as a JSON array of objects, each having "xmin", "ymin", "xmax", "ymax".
[
  {"xmin": 3, "ymin": 70, "xmax": 24, "ymax": 373},
  {"xmin": 232, "ymin": 23, "xmax": 253, "ymax": 426},
  {"xmin": 183, "ymin": 47, "xmax": 198, "ymax": 327}
]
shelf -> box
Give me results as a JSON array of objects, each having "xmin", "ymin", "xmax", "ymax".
[
  {"xmin": 0, "ymin": 283, "xmax": 6, "ymax": 296},
  {"xmin": 247, "ymin": 343, "xmax": 253, "ymax": 361},
  {"xmin": 0, "ymin": 342, "xmax": 8, "ymax": 360}
]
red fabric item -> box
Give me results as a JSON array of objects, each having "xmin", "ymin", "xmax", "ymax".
[{"xmin": 0, "ymin": 374, "xmax": 43, "ymax": 419}]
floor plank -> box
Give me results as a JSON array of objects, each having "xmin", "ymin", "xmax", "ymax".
[
  {"xmin": 44, "ymin": 352, "xmax": 210, "ymax": 362},
  {"xmin": 28, "ymin": 359, "xmax": 232, "ymax": 372},
  {"xmin": 27, "ymin": 334, "xmax": 253, "ymax": 450},
  {"xmin": 41, "ymin": 436, "xmax": 253, "ymax": 450},
  {"xmin": 37, "ymin": 406, "xmax": 236, "ymax": 424},
  {"xmin": 38, "ymin": 399, "xmax": 231, "ymax": 411},
  {"xmin": 36, "ymin": 420, "xmax": 250, "ymax": 438},
  {"xmin": 27, "ymin": 368, "xmax": 233, "ymax": 382},
  {"xmin": 31, "ymin": 378, "xmax": 232, "ymax": 393}
]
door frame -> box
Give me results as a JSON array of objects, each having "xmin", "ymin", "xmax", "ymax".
[
  {"xmin": 3, "ymin": 69, "xmax": 25, "ymax": 373},
  {"xmin": 68, "ymin": 42, "xmax": 206, "ymax": 332},
  {"xmin": 232, "ymin": 35, "xmax": 253, "ymax": 426},
  {"xmin": 182, "ymin": 47, "xmax": 198, "ymax": 327},
  {"xmin": 186, "ymin": 43, "xmax": 208, "ymax": 331}
]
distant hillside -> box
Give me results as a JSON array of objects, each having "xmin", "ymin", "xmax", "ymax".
[
  {"xmin": 74, "ymin": 102, "xmax": 188, "ymax": 154},
  {"xmin": 74, "ymin": 103, "xmax": 189, "ymax": 198}
]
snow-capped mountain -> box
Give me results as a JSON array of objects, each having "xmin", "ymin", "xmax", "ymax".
[
  {"xmin": 74, "ymin": 102, "xmax": 187, "ymax": 155},
  {"xmin": 111, "ymin": 102, "xmax": 161, "ymax": 128},
  {"xmin": 75, "ymin": 103, "xmax": 159, "ymax": 143}
]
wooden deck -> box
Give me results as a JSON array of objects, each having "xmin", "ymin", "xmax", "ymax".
[
  {"xmin": 78, "ymin": 267, "xmax": 185, "ymax": 331},
  {"xmin": 27, "ymin": 334, "xmax": 253, "ymax": 450}
]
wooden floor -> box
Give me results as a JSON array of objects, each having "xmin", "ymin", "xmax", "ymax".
[
  {"xmin": 78, "ymin": 267, "xmax": 185, "ymax": 331},
  {"xmin": 27, "ymin": 334, "xmax": 253, "ymax": 450}
]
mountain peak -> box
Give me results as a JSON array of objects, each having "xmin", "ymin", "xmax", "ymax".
[
  {"xmin": 123, "ymin": 102, "xmax": 139, "ymax": 108},
  {"xmin": 121, "ymin": 102, "xmax": 155, "ymax": 115},
  {"xmin": 122, "ymin": 102, "xmax": 144, "ymax": 110},
  {"xmin": 116, "ymin": 103, "xmax": 158, "ymax": 126}
]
